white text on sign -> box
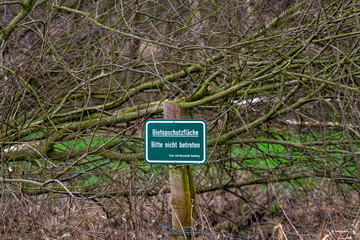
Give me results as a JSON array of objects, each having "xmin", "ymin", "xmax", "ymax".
[{"xmin": 151, "ymin": 141, "xmax": 201, "ymax": 148}]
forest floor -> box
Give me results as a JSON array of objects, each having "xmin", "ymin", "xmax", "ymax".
[{"xmin": 1, "ymin": 179, "xmax": 359, "ymax": 239}]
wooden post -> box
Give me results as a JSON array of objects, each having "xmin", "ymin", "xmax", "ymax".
[{"xmin": 164, "ymin": 102, "xmax": 196, "ymax": 240}]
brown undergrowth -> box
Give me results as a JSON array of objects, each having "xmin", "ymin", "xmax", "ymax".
[{"xmin": 1, "ymin": 179, "xmax": 359, "ymax": 239}]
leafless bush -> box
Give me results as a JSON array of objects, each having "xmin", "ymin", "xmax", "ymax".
[{"xmin": 1, "ymin": 0, "xmax": 360, "ymax": 239}]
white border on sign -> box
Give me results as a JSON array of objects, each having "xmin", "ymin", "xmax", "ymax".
[{"xmin": 145, "ymin": 120, "xmax": 207, "ymax": 164}]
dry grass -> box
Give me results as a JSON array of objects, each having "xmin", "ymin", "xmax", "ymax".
[
  {"xmin": 1, "ymin": 180, "xmax": 359, "ymax": 239},
  {"xmin": 1, "ymin": 160, "xmax": 359, "ymax": 240}
]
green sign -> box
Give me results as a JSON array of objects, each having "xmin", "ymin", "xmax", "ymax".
[{"xmin": 144, "ymin": 119, "xmax": 207, "ymax": 164}]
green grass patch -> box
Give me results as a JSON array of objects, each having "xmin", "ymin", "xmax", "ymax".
[{"xmin": 53, "ymin": 136, "xmax": 118, "ymax": 152}]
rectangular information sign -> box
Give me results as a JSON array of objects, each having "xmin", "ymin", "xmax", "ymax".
[{"xmin": 144, "ymin": 119, "xmax": 207, "ymax": 164}]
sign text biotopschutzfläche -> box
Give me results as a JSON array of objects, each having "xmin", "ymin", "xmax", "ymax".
[{"xmin": 144, "ymin": 120, "xmax": 207, "ymax": 164}]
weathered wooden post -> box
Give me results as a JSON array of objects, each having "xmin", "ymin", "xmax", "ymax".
[
  {"xmin": 164, "ymin": 102, "xmax": 196, "ymax": 240},
  {"xmin": 145, "ymin": 102, "xmax": 205, "ymax": 239}
]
